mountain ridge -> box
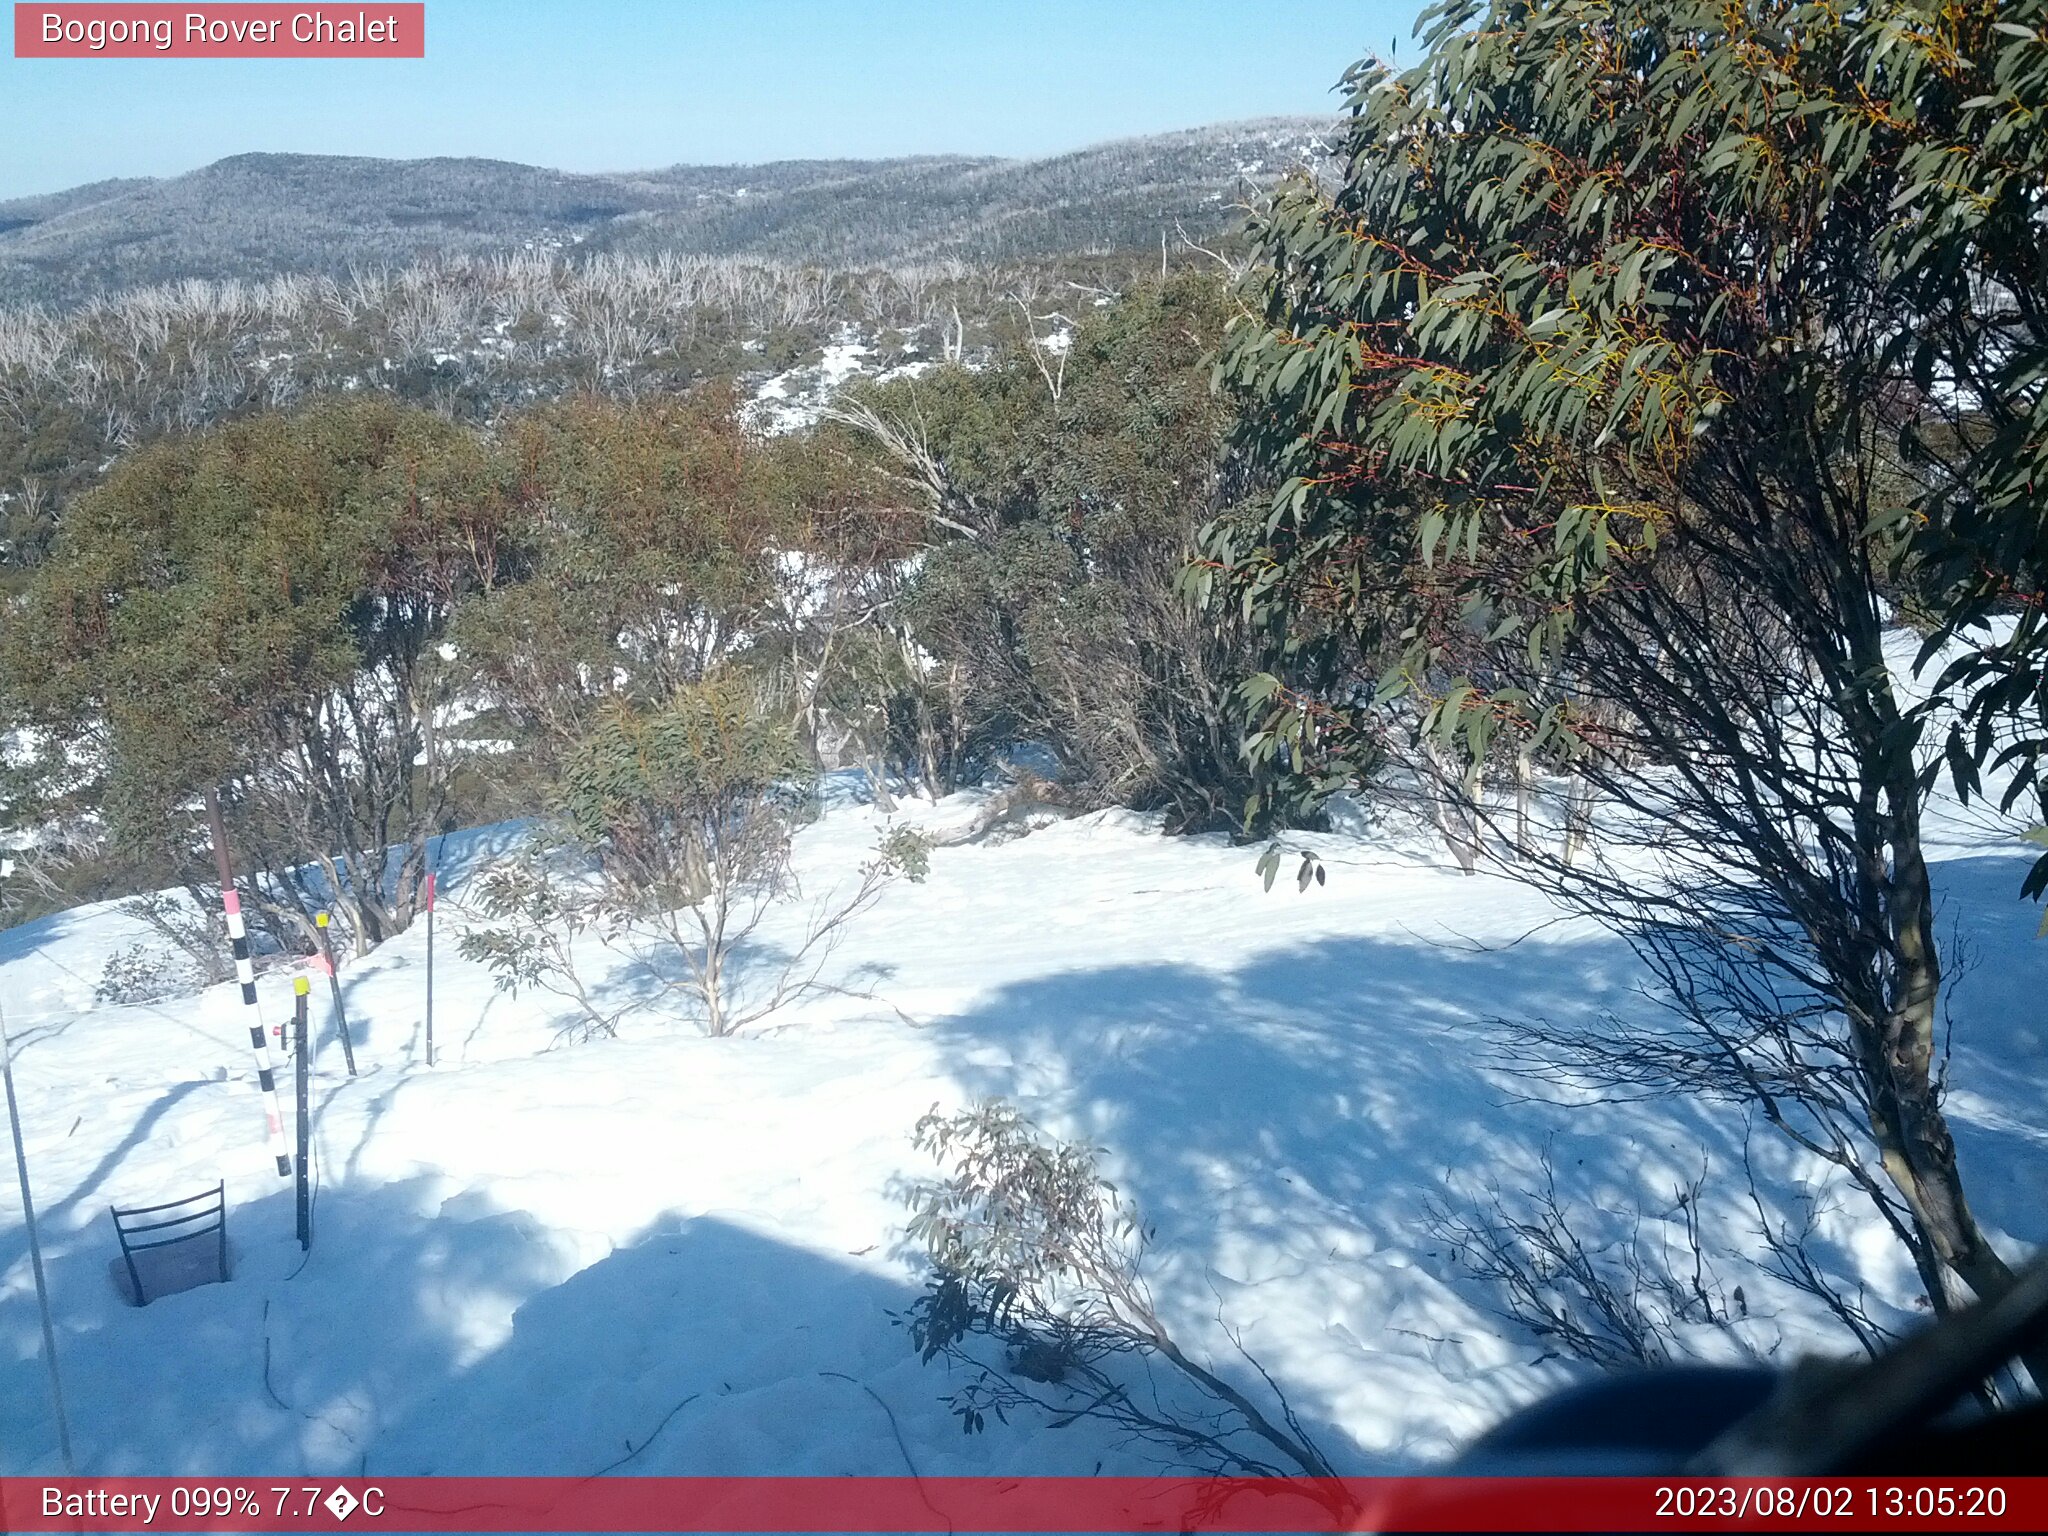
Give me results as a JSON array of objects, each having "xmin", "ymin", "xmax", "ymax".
[{"xmin": 0, "ymin": 117, "xmax": 1337, "ymax": 307}]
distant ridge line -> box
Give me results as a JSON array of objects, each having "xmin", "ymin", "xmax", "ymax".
[{"xmin": 0, "ymin": 117, "xmax": 1340, "ymax": 309}]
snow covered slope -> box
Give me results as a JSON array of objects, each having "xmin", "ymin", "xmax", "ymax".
[{"xmin": 2, "ymin": 783, "xmax": 2043, "ymax": 1476}]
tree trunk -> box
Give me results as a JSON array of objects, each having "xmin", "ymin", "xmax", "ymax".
[
  {"xmin": 1562, "ymin": 767, "xmax": 1594, "ymax": 868},
  {"xmin": 700, "ymin": 893, "xmax": 729, "ymax": 1037},
  {"xmin": 1421, "ymin": 740, "xmax": 1480, "ymax": 874},
  {"xmin": 1864, "ymin": 773, "xmax": 2047, "ymax": 1389}
]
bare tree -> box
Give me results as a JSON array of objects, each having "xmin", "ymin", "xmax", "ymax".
[
  {"xmin": 1428, "ymin": 1147, "xmax": 1752, "ymax": 1370},
  {"xmin": 818, "ymin": 393, "xmax": 988, "ymax": 543}
]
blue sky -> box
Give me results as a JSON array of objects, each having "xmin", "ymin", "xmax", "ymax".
[{"xmin": 2, "ymin": 1, "xmax": 1424, "ymax": 200}]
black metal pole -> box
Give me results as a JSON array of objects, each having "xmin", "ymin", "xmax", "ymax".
[
  {"xmin": 293, "ymin": 978, "xmax": 310, "ymax": 1252},
  {"xmin": 313, "ymin": 911, "xmax": 357, "ymax": 1077}
]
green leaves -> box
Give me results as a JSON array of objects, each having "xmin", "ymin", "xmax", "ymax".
[
  {"xmin": 556, "ymin": 674, "xmax": 813, "ymax": 854},
  {"xmin": 1255, "ymin": 841, "xmax": 1327, "ymax": 892},
  {"xmin": 6, "ymin": 398, "xmax": 503, "ymax": 848},
  {"xmin": 1204, "ymin": 0, "xmax": 2011, "ymax": 822}
]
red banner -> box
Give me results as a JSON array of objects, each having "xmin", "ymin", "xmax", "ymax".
[
  {"xmin": 14, "ymin": 4, "xmax": 424, "ymax": 58},
  {"xmin": 2, "ymin": 1477, "xmax": 2043, "ymax": 1532}
]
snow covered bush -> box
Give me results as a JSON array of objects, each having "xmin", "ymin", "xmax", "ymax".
[
  {"xmin": 118, "ymin": 891, "xmax": 236, "ymax": 986},
  {"xmin": 900, "ymin": 1101, "xmax": 1346, "ymax": 1490},
  {"xmin": 94, "ymin": 941, "xmax": 205, "ymax": 1006}
]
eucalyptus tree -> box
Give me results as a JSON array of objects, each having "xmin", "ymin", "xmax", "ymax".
[
  {"xmin": 5, "ymin": 397, "xmax": 511, "ymax": 949},
  {"xmin": 1199, "ymin": 0, "xmax": 2046, "ymax": 1375}
]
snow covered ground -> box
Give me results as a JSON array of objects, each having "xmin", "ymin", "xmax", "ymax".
[
  {"xmin": 747, "ymin": 326, "xmax": 934, "ymax": 435},
  {"xmin": 2, "ymin": 775, "xmax": 2043, "ymax": 1477}
]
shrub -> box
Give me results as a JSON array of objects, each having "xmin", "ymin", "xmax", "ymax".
[
  {"xmin": 463, "ymin": 673, "xmax": 926, "ymax": 1038},
  {"xmin": 95, "ymin": 942, "xmax": 204, "ymax": 1006},
  {"xmin": 900, "ymin": 1100, "xmax": 1345, "ymax": 1489}
]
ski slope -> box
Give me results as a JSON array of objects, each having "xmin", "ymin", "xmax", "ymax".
[{"xmin": 2, "ymin": 781, "xmax": 2043, "ymax": 1477}]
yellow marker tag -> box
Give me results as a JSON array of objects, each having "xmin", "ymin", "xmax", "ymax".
[
  {"xmin": 316, "ymin": 911, "xmax": 329, "ymax": 928},
  {"xmin": 294, "ymin": 977, "xmax": 311, "ymax": 996}
]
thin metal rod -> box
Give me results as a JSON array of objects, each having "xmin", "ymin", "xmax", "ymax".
[
  {"xmin": 424, "ymin": 859, "xmax": 437, "ymax": 1069},
  {"xmin": 1, "ymin": 1002, "xmax": 76, "ymax": 1472},
  {"xmin": 313, "ymin": 912, "xmax": 357, "ymax": 1077},
  {"xmin": 293, "ymin": 979, "xmax": 311, "ymax": 1252}
]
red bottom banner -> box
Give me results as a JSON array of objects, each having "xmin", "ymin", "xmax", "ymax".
[{"xmin": 3, "ymin": 1476, "xmax": 2044, "ymax": 1533}]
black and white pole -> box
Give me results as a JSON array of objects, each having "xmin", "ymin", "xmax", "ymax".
[
  {"xmin": 293, "ymin": 977, "xmax": 311, "ymax": 1252},
  {"xmin": 205, "ymin": 790, "xmax": 291, "ymax": 1178},
  {"xmin": 0, "ymin": 1001, "xmax": 75, "ymax": 1472},
  {"xmin": 313, "ymin": 911, "xmax": 358, "ymax": 1077}
]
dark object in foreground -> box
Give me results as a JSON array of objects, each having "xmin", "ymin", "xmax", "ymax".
[
  {"xmin": 1457, "ymin": 1255, "xmax": 2048, "ymax": 1474},
  {"xmin": 109, "ymin": 1180, "xmax": 229, "ymax": 1306}
]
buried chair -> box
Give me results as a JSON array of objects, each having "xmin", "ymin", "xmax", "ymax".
[{"xmin": 109, "ymin": 1181, "xmax": 229, "ymax": 1306}]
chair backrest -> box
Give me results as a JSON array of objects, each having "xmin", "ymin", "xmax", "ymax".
[{"xmin": 110, "ymin": 1182, "xmax": 228, "ymax": 1306}]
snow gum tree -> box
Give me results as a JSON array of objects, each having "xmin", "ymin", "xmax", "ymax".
[
  {"xmin": 453, "ymin": 386, "xmax": 795, "ymax": 786},
  {"xmin": 560, "ymin": 677, "xmax": 814, "ymax": 1037},
  {"xmin": 1198, "ymin": 0, "xmax": 2047, "ymax": 1378},
  {"xmin": 2, "ymin": 397, "xmax": 512, "ymax": 949},
  {"xmin": 830, "ymin": 275, "xmax": 1276, "ymax": 831}
]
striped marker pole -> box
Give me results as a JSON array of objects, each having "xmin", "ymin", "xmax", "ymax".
[{"xmin": 204, "ymin": 790, "xmax": 292, "ymax": 1178}]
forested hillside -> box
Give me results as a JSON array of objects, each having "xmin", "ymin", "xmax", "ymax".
[{"xmin": 0, "ymin": 118, "xmax": 1333, "ymax": 306}]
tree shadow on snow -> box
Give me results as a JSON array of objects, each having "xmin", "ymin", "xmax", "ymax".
[
  {"xmin": 915, "ymin": 931, "xmax": 1824, "ymax": 1453},
  {"xmin": 2, "ymin": 1173, "xmax": 562, "ymax": 1475},
  {"xmin": 1922, "ymin": 851, "xmax": 2048, "ymax": 1247},
  {"xmin": 4, "ymin": 1181, "xmax": 1375, "ymax": 1479}
]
